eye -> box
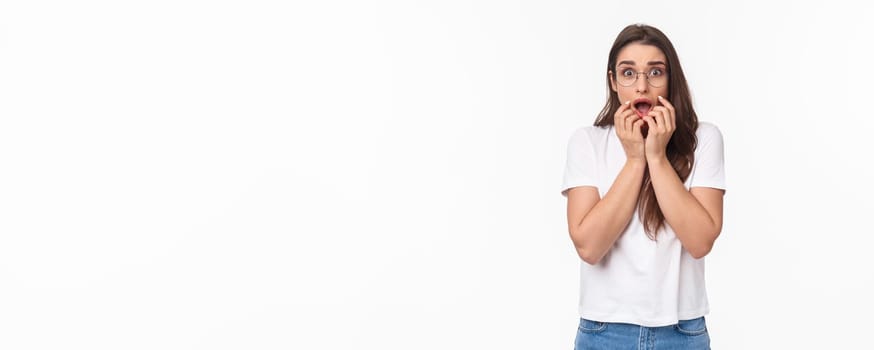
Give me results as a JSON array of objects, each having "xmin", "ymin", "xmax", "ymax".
[
  {"xmin": 649, "ymin": 68, "xmax": 664, "ymax": 77},
  {"xmin": 621, "ymin": 69, "xmax": 635, "ymax": 77}
]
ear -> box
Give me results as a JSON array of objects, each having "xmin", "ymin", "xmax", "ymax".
[{"xmin": 608, "ymin": 71, "xmax": 617, "ymax": 92}]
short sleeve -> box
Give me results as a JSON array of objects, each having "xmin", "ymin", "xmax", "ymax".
[
  {"xmin": 561, "ymin": 128, "xmax": 598, "ymax": 197},
  {"xmin": 689, "ymin": 123, "xmax": 726, "ymax": 190}
]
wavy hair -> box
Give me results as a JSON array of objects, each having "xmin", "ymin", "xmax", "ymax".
[{"xmin": 593, "ymin": 24, "xmax": 698, "ymax": 239}]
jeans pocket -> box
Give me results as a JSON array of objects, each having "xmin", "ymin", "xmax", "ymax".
[
  {"xmin": 674, "ymin": 316, "xmax": 708, "ymax": 336},
  {"xmin": 578, "ymin": 318, "xmax": 607, "ymax": 334}
]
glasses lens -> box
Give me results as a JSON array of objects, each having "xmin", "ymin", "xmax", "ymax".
[
  {"xmin": 618, "ymin": 72, "xmax": 636, "ymax": 87},
  {"xmin": 647, "ymin": 71, "xmax": 667, "ymax": 88}
]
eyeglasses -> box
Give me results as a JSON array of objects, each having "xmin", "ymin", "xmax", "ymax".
[{"xmin": 615, "ymin": 68, "xmax": 668, "ymax": 88}]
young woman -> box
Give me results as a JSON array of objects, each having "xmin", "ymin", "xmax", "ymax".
[{"xmin": 561, "ymin": 24, "xmax": 725, "ymax": 349}]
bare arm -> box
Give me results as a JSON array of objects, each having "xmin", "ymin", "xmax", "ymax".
[
  {"xmin": 566, "ymin": 159, "xmax": 647, "ymax": 265},
  {"xmin": 647, "ymin": 159, "xmax": 724, "ymax": 258}
]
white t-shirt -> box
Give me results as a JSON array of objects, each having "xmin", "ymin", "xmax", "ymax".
[{"xmin": 560, "ymin": 121, "xmax": 726, "ymax": 327}]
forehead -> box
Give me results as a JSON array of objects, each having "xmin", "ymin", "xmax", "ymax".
[{"xmin": 616, "ymin": 43, "xmax": 666, "ymax": 65}]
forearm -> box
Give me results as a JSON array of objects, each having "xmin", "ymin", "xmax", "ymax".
[
  {"xmin": 647, "ymin": 157, "xmax": 720, "ymax": 257},
  {"xmin": 572, "ymin": 159, "xmax": 647, "ymax": 264}
]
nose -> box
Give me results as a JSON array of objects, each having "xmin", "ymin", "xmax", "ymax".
[{"xmin": 635, "ymin": 72, "xmax": 649, "ymax": 93}]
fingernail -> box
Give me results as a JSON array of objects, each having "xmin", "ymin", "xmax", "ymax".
[{"xmin": 658, "ymin": 96, "xmax": 662, "ymax": 100}]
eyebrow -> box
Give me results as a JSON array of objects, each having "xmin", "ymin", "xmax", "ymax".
[{"xmin": 617, "ymin": 60, "xmax": 667, "ymax": 66}]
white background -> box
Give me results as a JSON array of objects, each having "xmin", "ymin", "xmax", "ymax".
[{"xmin": 1, "ymin": 0, "xmax": 872, "ymax": 349}]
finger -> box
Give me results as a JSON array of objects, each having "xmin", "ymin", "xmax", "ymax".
[
  {"xmin": 654, "ymin": 106, "xmax": 674, "ymax": 132},
  {"xmin": 622, "ymin": 110, "xmax": 635, "ymax": 136},
  {"xmin": 657, "ymin": 95, "xmax": 676, "ymax": 130},
  {"xmin": 650, "ymin": 107, "xmax": 668, "ymax": 132},
  {"xmin": 657, "ymin": 95, "xmax": 674, "ymax": 114},
  {"xmin": 632, "ymin": 118, "xmax": 645, "ymax": 139},
  {"xmin": 657, "ymin": 108, "xmax": 674, "ymax": 132},
  {"xmin": 616, "ymin": 115, "xmax": 629, "ymax": 137},
  {"xmin": 614, "ymin": 101, "xmax": 631, "ymax": 130},
  {"xmin": 645, "ymin": 109, "xmax": 660, "ymax": 132},
  {"xmin": 622, "ymin": 108, "xmax": 637, "ymax": 130},
  {"xmin": 620, "ymin": 99, "xmax": 632, "ymax": 111},
  {"xmin": 658, "ymin": 112, "xmax": 668, "ymax": 133},
  {"xmin": 615, "ymin": 100, "xmax": 631, "ymax": 116}
]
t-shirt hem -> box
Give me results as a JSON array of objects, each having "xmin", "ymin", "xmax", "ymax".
[
  {"xmin": 560, "ymin": 183, "xmax": 597, "ymax": 197},
  {"xmin": 689, "ymin": 182, "xmax": 726, "ymax": 190},
  {"xmin": 578, "ymin": 307, "xmax": 710, "ymax": 327}
]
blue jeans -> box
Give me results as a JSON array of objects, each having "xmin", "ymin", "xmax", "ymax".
[{"xmin": 574, "ymin": 317, "xmax": 710, "ymax": 350}]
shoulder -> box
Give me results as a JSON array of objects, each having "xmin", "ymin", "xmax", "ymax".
[
  {"xmin": 695, "ymin": 121, "xmax": 723, "ymax": 143},
  {"xmin": 695, "ymin": 122, "xmax": 722, "ymax": 138}
]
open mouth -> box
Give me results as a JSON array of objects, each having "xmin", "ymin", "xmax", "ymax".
[{"xmin": 633, "ymin": 98, "xmax": 653, "ymax": 118}]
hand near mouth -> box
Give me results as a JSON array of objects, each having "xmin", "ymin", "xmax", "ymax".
[
  {"xmin": 642, "ymin": 95, "xmax": 676, "ymax": 162},
  {"xmin": 614, "ymin": 100, "xmax": 647, "ymax": 161}
]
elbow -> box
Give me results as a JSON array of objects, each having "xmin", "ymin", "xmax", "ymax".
[
  {"xmin": 688, "ymin": 244, "xmax": 713, "ymax": 259},
  {"xmin": 687, "ymin": 233, "xmax": 718, "ymax": 259},
  {"xmin": 576, "ymin": 247, "xmax": 603, "ymax": 265},
  {"xmin": 681, "ymin": 226, "xmax": 720, "ymax": 259},
  {"xmin": 569, "ymin": 225, "xmax": 606, "ymax": 265}
]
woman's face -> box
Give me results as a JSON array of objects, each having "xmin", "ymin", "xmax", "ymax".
[{"xmin": 609, "ymin": 43, "xmax": 669, "ymax": 120}]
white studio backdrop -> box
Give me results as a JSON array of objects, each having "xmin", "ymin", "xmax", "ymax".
[{"xmin": 0, "ymin": 0, "xmax": 872, "ymax": 349}]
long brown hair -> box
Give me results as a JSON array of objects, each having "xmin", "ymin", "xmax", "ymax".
[{"xmin": 594, "ymin": 24, "xmax": 698, "ymax": 239}]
